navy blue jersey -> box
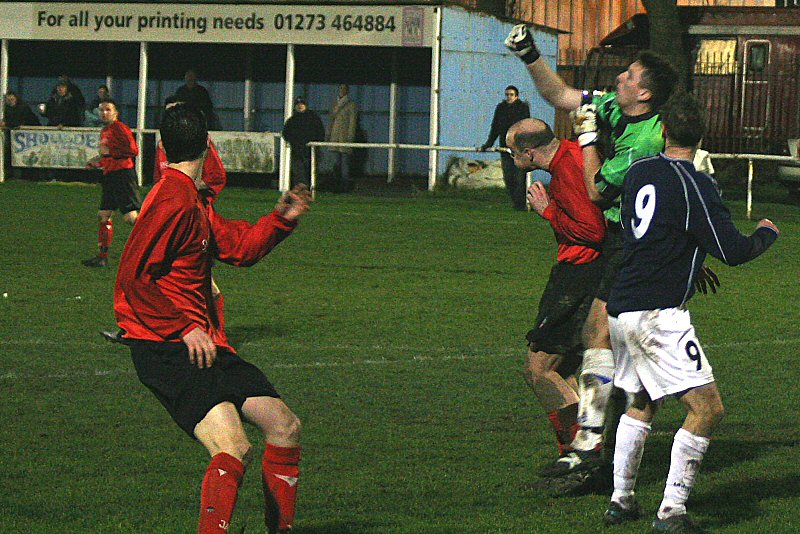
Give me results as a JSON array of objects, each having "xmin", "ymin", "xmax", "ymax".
[{"xmin": 607, "ymin": 154, "xmax": 778, "ymax": 316}]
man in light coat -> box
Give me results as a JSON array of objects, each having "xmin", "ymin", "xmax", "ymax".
[{"xmin": 326, "ymin": 84, "xmax": 358, "ymax": 192}]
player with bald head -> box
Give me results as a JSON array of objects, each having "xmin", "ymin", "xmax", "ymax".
[{"xmin": 505, "ymin": 118, "xmax": 606, "ymax": 469}]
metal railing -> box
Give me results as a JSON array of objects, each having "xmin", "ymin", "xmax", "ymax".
[{"xmin": 307, "ymin": 141, "xmax": 509, "ymax": 197}]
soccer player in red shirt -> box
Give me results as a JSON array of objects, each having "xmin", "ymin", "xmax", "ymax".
[
  {"xmin": 83, "ymin": 100, "xmax": 141, "ymax": 267},
  {"xmin": 505, "ymin": 118, "xmax": 607, "ymax": 473},
  {"xmin": 115, "ymin": 103, "xmax": 311, "ymax": 534}
]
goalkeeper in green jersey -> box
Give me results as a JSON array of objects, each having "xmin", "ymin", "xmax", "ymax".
[{"xmin": 505, "ymin": 25, "xmax": 682, "ymax": 484}]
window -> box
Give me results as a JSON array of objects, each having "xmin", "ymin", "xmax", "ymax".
[
  {"xmin": 694, "ymin": 39, "xmax": 737, "ymax": 75},
  {"xmin": 748, "ymin": 44, "xmax": 768, "ymax": 72}
]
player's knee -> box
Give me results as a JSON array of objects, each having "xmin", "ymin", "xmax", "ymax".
[
  {"xmin": 697, "ymin": 397, "xmax": 725, "ymax": 427},
  {"xmin": 124, "ymin": 211, "xmax": 138, "ymax": 225},
  {"xmin": 523, "ymin": 350, "xmax": 560, "ymax": 385},
  {"xmin": 273, "ymin": 409, "xmax": 302, "ymax": 443}
]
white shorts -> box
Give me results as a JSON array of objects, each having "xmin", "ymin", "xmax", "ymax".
[{"xmin": 609, "ymin": 308, "xmax": 714, "ymax": 400}]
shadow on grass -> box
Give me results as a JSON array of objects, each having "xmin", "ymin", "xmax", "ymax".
[
  {"xmin": 226, "ymin": 323, "xmax": 288, "ymax": 345},
  {"xmin": 694, "ymin": 472, "xmax": 800, "ymax": 528},
  {"xmin": 291, "ymin": 521, "xmax": 382, "ymax": 533}
]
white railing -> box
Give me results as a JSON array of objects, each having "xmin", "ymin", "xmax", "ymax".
[{"xmin": 307, "ymin": 141, "xmax": 509, "ymax": 196}]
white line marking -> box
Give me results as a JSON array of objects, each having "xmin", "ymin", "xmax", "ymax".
[{"xmin": 1, "ymin": 338, "xmax": 798, "ymax": 382}]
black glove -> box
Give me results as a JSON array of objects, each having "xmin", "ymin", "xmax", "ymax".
[{"xmin": 505, "ymin": 25, "xmax": 541, "ymax": 65}]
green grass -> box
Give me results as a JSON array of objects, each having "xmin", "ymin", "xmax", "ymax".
[{"xmin": 0, "ymin": 180, "xmax": 798, "ymax": 533}]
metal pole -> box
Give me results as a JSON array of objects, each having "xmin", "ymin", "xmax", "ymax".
[
  {"xmin": 243, "ymin": 45, "xmax": 253, "ymax": 132},
  {"xmin": 310, "ymin": 145, "xmax": 317, "ymax": 199},
  {"xmin": 427, "ymin": 6, "xmax": 443, "ymax": 191},
  {"xmin": 136, "ymin": 42, "xmax": 148, "ymax": 187},
  {"xmin": 0, "ymin": 39, "xmax": 8, "ymax": 184},
  {"xmin": 388, "ymin": 49, "xmax": 398, "ymax": 183},
  {"xmin": 105, "ymin": 43, "xmax": 114, "ymax": 94},
  {"xmin": 279, "ymin": 44, "xmax": 295, "ymax": 192},
  {"xmin": 746, "ymin": 158, "xmax": 753, "ymax": 221}
]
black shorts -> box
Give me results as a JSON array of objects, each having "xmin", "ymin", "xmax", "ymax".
[
  {"xmin": 100, "ymin": 168, "xmax": 142, "ymax": 214},
  {"xmin": 130, "ymin": 341, "xmax": 280, "ymax": 437},
  {"xmin": 594, "ymin": 225, "xmax": 623, "ymax": 302},
  {"xmin": 527, "ymin": 258, "xmax": 604, "ymax": 374}
]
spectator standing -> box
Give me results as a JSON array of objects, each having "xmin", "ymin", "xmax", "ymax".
[
  {"xmin": 326, "ymin": 84, "xmax": 358, "ymax": 192},
  {"xmin": 2, "ymin": 91, "xmax": 41, "ymax": 179},
  {"xmin": 175, "ymin": 69, "xmax": 220, "ymax": 130},
  {"xmin": 51, "ymin": 75, "xmax": 86, "ymax": 111},
  {"xmin": 282, "ymin": 96, "xmax": 325, "ymax": 188},
  {"xmin": 82, "ymin": 99, "xmax": 141, "ymax": 267},
  {"xmin": 44, "ymin": 81, "xmax": 83, "ymax": 127},
  {"xmin": 85, "ymin": 85, "xmax": 111, "ymax": 126},
  {"xmin": 3, "ymin": 91, "xmax": 40, "ymax": 129},
  {"xmin": 480, "ymin": 85, "xmax": 531, "ymax": 210}
]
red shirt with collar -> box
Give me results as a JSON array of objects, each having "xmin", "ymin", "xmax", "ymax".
[
  {"xmin": 114, "ymin": 167, "xmax": 296, "ymax": 352},
  {"xmin": 542, "ymin": 140, "xmax": 606, "ymax": 264},
  {"xmin": 99, "ymin": 119, "xmax": 138, "ymax": 174},
  {"xmin": 154, "ymin": 139, "xmax": 226, "ymax": 201}
]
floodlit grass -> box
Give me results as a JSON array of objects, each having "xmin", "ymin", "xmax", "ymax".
[{"xmin": 0, "ymin": 180, "xmax": 798, "ymax": 533}]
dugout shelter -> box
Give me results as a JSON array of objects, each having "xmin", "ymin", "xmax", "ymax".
[{"xmin": 0, "ymin": 1, "xmax": 558, "ymax": 190}]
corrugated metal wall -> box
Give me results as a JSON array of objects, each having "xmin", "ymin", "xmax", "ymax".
[{"xmin": 437, "ymin": 7, "xmax": 557, "ymax": 181}]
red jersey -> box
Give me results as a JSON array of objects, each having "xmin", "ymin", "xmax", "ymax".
[
  {"xmin": 114, "ymin": 168, "xmax": 296, "ymax": 352},
  {"xmin": 99, "ymin": 120, "xmax": 138, "ymax": 175},
  {"xmin": 543, "ymin": 140, "xmax": 606, "ymax": 264},
  {"xmin": 154, "ymin": 139, "xmax": 226, "ymax": 201}
]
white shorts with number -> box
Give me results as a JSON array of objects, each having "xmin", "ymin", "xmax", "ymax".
[{"xmin": 609, "ymin": 307, "xmax": 714, "ymax": 400}]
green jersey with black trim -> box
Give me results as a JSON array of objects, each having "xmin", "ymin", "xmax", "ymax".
[{"xmin": 592, "ymin": 91, "xmax": 664, "ymax": 223}]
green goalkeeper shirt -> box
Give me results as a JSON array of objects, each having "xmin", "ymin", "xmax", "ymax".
[{"xmin": 592, "ymin": 91, "xmax": 665, "ymax": 223}]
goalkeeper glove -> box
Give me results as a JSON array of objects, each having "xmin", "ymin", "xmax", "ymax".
[
  {"xmin": 573, "ymin": 103, "xmax": 598, "ymax": 148},
  {"xmin": 505, "ymin": 25, "xmax": 541, "ymax": 65}
]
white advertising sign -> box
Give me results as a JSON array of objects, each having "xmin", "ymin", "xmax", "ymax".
[
  {"xmin": 208, "ymin": 131, "xmax": 278, "ymax": 174},
  {"xmin": 9, "ymin": 127, "xmax": 100, "ymax": 169},
  {"xmin": 0, "ymin": 3, "xmax": 434, "ymax": 47}
]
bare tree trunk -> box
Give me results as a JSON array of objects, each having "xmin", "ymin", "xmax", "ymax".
[{"xmin": 642, "ymin": 0, "xmax": 688, "ymax": 89}]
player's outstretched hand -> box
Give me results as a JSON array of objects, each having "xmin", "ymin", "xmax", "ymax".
[
  {"xmin": 757, "ymin": 218, "xmax": 779, "ymax": 235},
  {"xmin": 276, "ymin": 183, "xmax": 312, "ymax": 222},
  {"xmin": 694, "ymin": 264, "xmax": 720, "ymax": 295},
  {"xmin": 527, "ymin": 181, "xmax": 550, "ymax": 217},
  {"xmin": 505, "ymin": 24, "xmax": 541, "ymax": 65},
  {"xmin": 183, "ymin": 327, "xmax": 217, "ymax": 369}
]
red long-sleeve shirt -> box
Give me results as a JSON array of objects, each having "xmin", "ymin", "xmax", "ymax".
[
  {"xmin": 114, "ymin": 168, "xmax": 296, "ymax": 352},
  {"xmin": 154, "ymin": 139, "xmax": 226, "ymax": 200},
  {"xmin": 542, "ymin": 140, "xmax": 606, "ymax": 264},
  {"xmin": 100, "ymin": 120, "xmax": 138, "ymax": 175}
]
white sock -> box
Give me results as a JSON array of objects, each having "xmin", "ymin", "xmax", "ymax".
[
  {"xmin": 610, "ymin": 414, "xmax": 651, "ymax": 506},
  {"xmin": 658, "ymin": 428, "xmax": 710, "ymax": 520},
  {"xmin": 573, "ymin": 348, "xmax": 615, "ymax": 451}
]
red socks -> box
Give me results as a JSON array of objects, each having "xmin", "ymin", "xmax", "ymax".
[
  {"xmin": 262, "ymin": 443, "xmax": 301, "ymax": 532},
  {"xmin": 98, "ymin": 219, "xmax": 113, "ymax": 259},
  {"xmin": 198, "ymin": 453, "xmax": 245, "ymax": 534},
  {"xmin": 547, "ymin": 403, "xmax": 580, "ymax": 455}
]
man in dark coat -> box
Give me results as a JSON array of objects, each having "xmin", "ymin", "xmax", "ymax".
[
  {"xmin": 175, "ymin": 69, "xmax": 220, "ymax": 130},
  {"xmin": 282, "ymin": 96, "xmax": 325, "ymax": 187},
  {"xmin": 480, "ymin": 85, "xmax": 531, "ymax": 210}
]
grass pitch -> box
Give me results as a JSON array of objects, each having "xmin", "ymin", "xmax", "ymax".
[{"xmin": 0, "ymin": 180, "xmax": 798, "ymax": 533}]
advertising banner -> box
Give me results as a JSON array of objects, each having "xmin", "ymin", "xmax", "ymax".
[
  {"xmin": 0, "ymin": 3, "xmax": 434, "ymax": 47},
  {"xmin": 208, "ymin": 131, "xmax": 278, "ymax": 174},
  {"xmin": 9, "ymin": 128, "xmax": 100, "ymax": 169}
]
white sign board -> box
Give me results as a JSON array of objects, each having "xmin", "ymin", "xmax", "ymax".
[
  {"xmin": 0, "ymin": 3, "xmax": 434, "ymax": 47},
  {"xmin": 208, "ymin": 131, "xmax": 278, "ymax": 174},
  {"xmin": 9, "ymin": 127, "xmax": 100, "ymax": 169}
]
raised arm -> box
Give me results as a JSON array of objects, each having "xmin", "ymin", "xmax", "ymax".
[{"xmin": 505, "ymin": 25, "xmax": 583, "ymax": 110}]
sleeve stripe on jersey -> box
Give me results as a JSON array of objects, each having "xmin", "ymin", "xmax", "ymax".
[
  {"xmin": 682, "ymin": 247, "xmax": 701, "ymax": 305},
  {"xmin": 671, "ymin": 161, "xmax": 729, "ymax": 265}
]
